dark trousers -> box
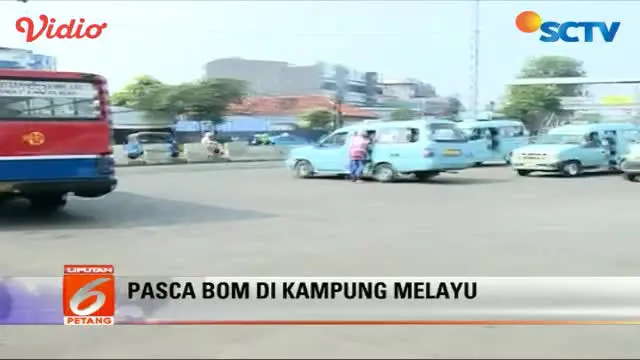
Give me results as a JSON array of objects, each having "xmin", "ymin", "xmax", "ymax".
[{"xmin": 349, "ymin": 159, "xmax": 365, "ymax": 180}]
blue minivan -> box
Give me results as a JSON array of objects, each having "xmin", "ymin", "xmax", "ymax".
[
  {"xmin": 286, "ymin": 119, "xmax": 475, "ymax": 182},
  {"xmin": 511, "ymin": 122, "xmax": 639, "ymax": 177},
  {"xmin": 457, "ymin": 119, "xmax": 529, "ymax": 165},
  {"xmin": 123, "ymin": 132, "xmax": 180, "ymax": 160}
]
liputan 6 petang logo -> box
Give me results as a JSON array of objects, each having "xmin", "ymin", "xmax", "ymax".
[{"xmin": 62, "ymin": 265, "xmax": 115, "ymax": 326}]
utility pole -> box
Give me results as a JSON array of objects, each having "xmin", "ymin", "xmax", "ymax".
[
  {"xmin": 334, "ymin": 96, "xmax": 343, "ymax": 130},
  {"xmin": 470, "ymin": 0, "xmax": 480, "ymax": 120}
]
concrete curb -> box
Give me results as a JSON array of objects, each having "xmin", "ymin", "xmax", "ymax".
[{"xmin": 115, "ymin": 158, "xmax": 284, "ymax": 167}]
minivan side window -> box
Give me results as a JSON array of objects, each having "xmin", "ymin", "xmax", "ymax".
[
  {"xmin": 500, "ymin": 126, "xmax": 525, "ymax": 137},
  {"xmin": 375, "ymin": 128, "xmax": 419, "ymax": 144},
  {"xmin": 321, "ymin": 132, "xmax": 347, "ymax": 146},
  {"xmin": 584, "ymin": 132, "xmax": 601, "ymax": 147},
  {"xmin": 138, "ymin": 134, "xmax": 171, "ymax": 144},
  {"xmin": 428, "ymin": 123, "xmax": 467, "ymax": 142},
  {"xmin": 407, "ymin": 128, "xmax": 419, "ymax": 143},
  {"xmin": 468, "ymin": 128, "xmax": 485, "ymax": 141}
]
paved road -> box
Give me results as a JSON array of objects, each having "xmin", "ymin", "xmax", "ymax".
[{"xmin": 1, "ymin": 164, "xmax": 640, "ymax": 358}]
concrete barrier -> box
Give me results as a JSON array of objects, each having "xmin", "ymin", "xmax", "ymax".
[
  {"xmin": 244, "ymin": 146, "xmax": 287, "ymax": 160},
  {"xmin": 113, "ymin": 144, "xmax": 187, "ymax": 166},
  {"xmin": 140, "ymin": 144, "xmax": 176, "ymax": 165},
  {"xmin": 113, "ymin": 142, "xmax": 291, "ymax": 166},
  {"xmin": 226, "ymin": 142, "xmax": 249, "ymax": 157},
  {"xmin": 112, "ymin": 147, "xmax": 129, "ymax": 164},
  {"xmin": 183, "ymin": 143, "xmax": 230, "ymax": 163}
]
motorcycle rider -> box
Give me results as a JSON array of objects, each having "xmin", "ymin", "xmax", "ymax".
[{"xmin": 201, "ymin": 131, "xmax": 223, "ymax": 157}]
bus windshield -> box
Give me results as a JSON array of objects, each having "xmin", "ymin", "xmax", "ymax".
[
  {"xmin": 0, "ymin": 79, "xmax": 98, "ymax": 120},
  {"xmin": 427, "ymin": 123, "xmax": 467, "ymax": 142}
]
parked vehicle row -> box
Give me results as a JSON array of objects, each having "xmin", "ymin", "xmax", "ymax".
[{"xmin": 285, "ymin": 118, "xmax": 640, "ymax": 183}]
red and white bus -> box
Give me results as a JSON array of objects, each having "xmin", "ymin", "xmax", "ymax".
[{"xmin": 0, "ymin": 69, "xmax": 116, "ymax": 212}]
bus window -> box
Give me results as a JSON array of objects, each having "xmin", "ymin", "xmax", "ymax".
[{"xmin": 0, "ymin": 80, "xmax": 98, "ymax": 120}]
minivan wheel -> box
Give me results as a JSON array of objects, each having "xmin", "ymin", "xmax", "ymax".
[
  {"xmin": 562, "ymin": 160, "xmax": 582, "ymax": 177},
  {"xmin": 623, "ymin": 173, "xmax": 637, "ymax": 182},
  {"xmin": 294, "ymin": 160, "xmax": 314, "ymax": 178},
  {"xmin": 516, "ymin": 170, "xmax": 532, "ymax": 176},
  {"xmin": 373, "ymin": 163, "xmax": 396, "ymax": 183}
]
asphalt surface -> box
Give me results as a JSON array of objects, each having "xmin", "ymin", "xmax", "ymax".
[{"xmin": 1, "ymin": 163, "xmax": 640, "ymax": 358}]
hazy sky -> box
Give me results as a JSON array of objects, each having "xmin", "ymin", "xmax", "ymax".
[{"xmin": 1, "ymin": 1, "xmax": 637, "ymax": 107}]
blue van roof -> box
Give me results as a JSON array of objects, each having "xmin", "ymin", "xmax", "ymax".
[
  {"xmin": 338, "ymin": 118, "xmax": 455, "ymax": 132},
  {"xmin": 548, "ymin": 122, "xmax": 637, "ymax": 135},
  {"xmin": 455, "ymin": 119, "xmax": 524, "ymax": 129}
]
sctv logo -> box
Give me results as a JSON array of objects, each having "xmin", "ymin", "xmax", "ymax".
[{"xmin": 516, "ymin": 11, "xmax": 620, "ymax": 43}]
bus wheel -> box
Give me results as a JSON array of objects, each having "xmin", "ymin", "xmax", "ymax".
[{"xmin": 28, "ymin": 193, "xmax": 67, "ymax": 213}]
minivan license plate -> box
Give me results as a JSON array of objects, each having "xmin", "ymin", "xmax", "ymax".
[{"xmin": 443, "ymin": 149, "xmax": 461, "ymax": 156}]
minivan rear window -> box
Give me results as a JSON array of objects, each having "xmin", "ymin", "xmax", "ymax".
[
  {"xmin": 0, "ymin": 79, "xmax": 98, "ymax": 120},
  {"xmin": 134, "ymin": 133, "xmax": 173, "ymax": 144},
  {"xmin": 427, "ymin": 123, "xmax": 467, "ymax": 142}
]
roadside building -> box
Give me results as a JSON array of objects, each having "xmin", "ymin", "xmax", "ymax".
[
  {"xmin": 175, "ymin": 95, "xmax": 378, "ymax": 142},
  {"xmin": 204, "ymin": 58, "xmax": 383, "ymax": 106},
  {"xmin": 0, "ymin": 47, "xmax": 56, "ymax": 70}
]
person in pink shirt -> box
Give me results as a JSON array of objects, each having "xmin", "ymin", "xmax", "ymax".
[{"xmin": 348, "ymin": 131, "xmax": 370, "ymax": 182}]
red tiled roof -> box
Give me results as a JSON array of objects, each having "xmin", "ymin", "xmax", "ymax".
[{"xmin": 228, "ymin": 95, "xmax": 377, "ymax": 119}]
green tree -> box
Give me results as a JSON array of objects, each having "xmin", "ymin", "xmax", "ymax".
[
  {"xmin": 113, "ymin": 77, "xmax": 247, "ymax": 124},
  {"xmin": 519, "ymin": 55, "xmax": 586, "ymax": 96},
  {"xmin": 111, "ymin": 75, "xmax": 164, "ymax": 107},
  {"xmin": 162, "ymin": 78, "xmax": 247, "ymax": 122},
  {"xmin": 298, "ymin": 109, "xmax": 334, "ymax": 129},
  {"xmin": 502, "ymin": 85, "xmax": 562, "ymax": 124},
  {"xmin": 501, "ymin": 55, "xmax": 586, "ymax": 129},
  {"xmin": 389, "ymin": 107, "xmax": 418, "ymax": 121}
]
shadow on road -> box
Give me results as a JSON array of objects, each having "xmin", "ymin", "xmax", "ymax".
[
  {"xmin": 531, "ymin": 171, "xmax": 621, "ymax": 179},
  {"xmin": 309, "ymin": 174, "xmax": 511, "ymax": 185},
  {"xmin": 120, "ymin": 162, "xmax": 283, "ymax": 175},
  {"xmin": 399, "ymin": 176, "xmax": 512, "ymax": 185},
  {"xmin": 473, "ymin": 163, "xmax": 509, "ymax": 168},
  {"xmin": 0, "ymin": 191, "xmax": 275, "ymax": 231}
]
